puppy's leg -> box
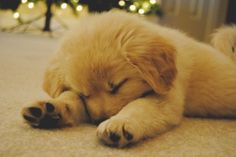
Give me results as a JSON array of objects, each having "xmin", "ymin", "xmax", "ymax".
[
  {"xmin": 22, "ymin": 91, "xmax": 88, "ymax": 128},
  {"xmin": 97, "ymin": 89, "xmax": 184, "ymax": 147}
]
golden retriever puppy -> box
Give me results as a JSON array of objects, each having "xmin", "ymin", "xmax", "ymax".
[
  {"xmin": 22, "ymin": 12, "xmax": 236, "ymax": 147},
  {"xmin": 212, "ymin": 25, "xmax": 236, "ymax": 62}
]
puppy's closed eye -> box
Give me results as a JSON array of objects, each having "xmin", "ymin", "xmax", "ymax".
[
  {"xmin": 109, "ymin": 78, "xmax": 129, "ymax": 94},
  {"xmin": 79, "ymin": 93, "xmax": 90, "ymax": 99}
]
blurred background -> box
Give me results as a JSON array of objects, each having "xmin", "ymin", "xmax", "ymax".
[{"xmin": 0, "ymin": 0, "xmax": 235, "ymax": 41}]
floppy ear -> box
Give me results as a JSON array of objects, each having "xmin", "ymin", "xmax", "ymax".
[
  {"xmin": 43, "ymin": 59, "xmax": 67, "ymax": 98},
  {"xmin": 124, "ymin": 35, "xmax": 177, "ymax": 95}
]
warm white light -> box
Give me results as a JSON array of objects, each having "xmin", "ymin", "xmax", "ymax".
[
  {"xmin": 28, "ymin": 2, "xmax": 34, "ymax": 9},
  {"xmin": 21, "ymin": 0, "xmax": 28, "ymax": 3},
  {"xmin": 118, "ymin": 0, "xmax": 125, "ymax": 7},
  {"xmin": 138, "ymin": 9, "xmax": 145, "ymax": 14},
  {"xmin": 76, "ymin": 5, "xmax": 83, "ymax": 11},
  {"xmin": 150, "ymin": 0, "xmax": 157, "ymax": 4},
  {"xmin": 142, "ymin": 2, "xmax": 150, "ymax": 9},
  {"xmin": 61, "ymin": 3, "xmax": 67, "ymax": 9},
  {"xmin": 13, "ymin": 12, "xmax": 20, "ymax": 19},
  {"xmin": 129, "ymin": 5, "xmax": 136, "ymax": 11},
  {"xmin": 133, "ymin": 2, "xmax": 140, "ymax": 7}
]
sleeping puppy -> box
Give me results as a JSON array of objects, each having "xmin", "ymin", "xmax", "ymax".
[
  {"xmin": 22, "ymin": 12, "xmax": 236, "ymax": 147},
  {"xmin": 211, "ymin": 25, "xmax": 236, "ymax": 62}
]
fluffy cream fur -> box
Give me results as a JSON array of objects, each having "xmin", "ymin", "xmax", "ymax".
[
  {"xmin": 22, "ymin": 12, "xmax": 236, "ymax": 147},
  {"xmin": 211, "ymin": 25, "xmax": 236, "ymax": 62}
]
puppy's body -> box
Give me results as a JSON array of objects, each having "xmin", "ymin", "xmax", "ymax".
[
  {"xmin": 22, "ymin": 12, "xmax": 236, "ymax": 147},
  {"xmin": 156, "ymin": 26, "xmax": 236, "ymax": 117}
]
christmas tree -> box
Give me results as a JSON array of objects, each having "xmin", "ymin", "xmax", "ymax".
[{"xmin": 0, "ymin": 0, "xmax": 162, "ymax": 32}]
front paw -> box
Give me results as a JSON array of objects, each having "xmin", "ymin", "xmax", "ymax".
[
  {"xmin": 97, "ymin": 118, "xmax": 140, "ymax": 147},
  {"xmin": 21, "ymin": 101, "xmax": 62, "ymax": 128}
]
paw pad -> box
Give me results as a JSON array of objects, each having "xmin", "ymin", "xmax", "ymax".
[
  {"xmin": 122, "ymin": 127, "xmax": 133, "ymax": 141},
  {"xmin": 38, "ymin": 114, "xmax": 61, "ymax": 128},
  {"xmin": 45, "ymin": 102, "xmax": 55, "ymax": 112},
  {"xmin": 23, "ymin": 115, "xmax": 37, "ymax": 123},
  {"xmin": 28, "ymin": 107, "xmax": 42, "ymax": 117},
  {"xmin": 97, "ymin": 119, "xmax": 136, "ymax": 147},
  {"xmin": 22, "ymin": 102, "xmax": 62, "ymax": 129},
  {"xmin": 109, "ymin": 132, "xmax": 120, "ymax": 143}
]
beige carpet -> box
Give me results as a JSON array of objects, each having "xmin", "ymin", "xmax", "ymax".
[{"xmin": 0, "ymin": 32, "xmax": 236, "ymax": 157}]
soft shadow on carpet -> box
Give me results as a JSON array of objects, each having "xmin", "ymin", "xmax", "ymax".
[{"xmin": 0, "ymin": 32, "xmax": 236, "ymax": 157}]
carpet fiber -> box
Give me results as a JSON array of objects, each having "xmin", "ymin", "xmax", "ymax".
[{"xmin": 0, "ymin": 32, "xmax": 236, "ymax": 157}]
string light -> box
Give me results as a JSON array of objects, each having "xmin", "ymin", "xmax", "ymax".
[
  {"xmin": 138, "ymin": 9, "xmax": 145, "ymax": 15},
  {"xmin": 142, "ymin": 2, "xmax": 150, "ymax": 9},
  {"xmin": 133, "ymin": 2, "xmax": 140, "ymax": 7},
  {"xmin": 118, "ymin": 0, "xmax": 126, "ymax": 7},
  {"xmin": 118, "ymin": 0, "xmax": 160, "ymax": 15},
  {"xmin": 21, "ymin": 0, "xmax": 28, "ymax": 4},
  {"xmin": 16, "ymin": 0, "xmax": 161, "ymax": 22},
  {"xmin": 150, "ymin": 0, "xmax": 157, "ymax": 4},
  {"xmin": 61, "ymin": 3, "xmax": 67, "ymax": 9},
  {"xmin": 28, "ymin": 2, "xmax": 34, "ymax": 9},
  {"xmin": 76, "ymin": 5, "xmax": 83, "ymax": 12},
  {"xmin": 13, "ymin": 12, "xmax": 20, "ymax": 19},
  {"xmin": 129, "ymin": 5, "xmax": 136, "ymax": 11}
]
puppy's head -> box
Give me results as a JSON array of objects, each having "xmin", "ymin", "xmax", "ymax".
[
  {"xmin": 44, "ymin": 12, "xmax": 177, "ymax": 122},
  {"xmin": 211, "ymin": 25, "xmax": 236, "ymax": 61}
]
